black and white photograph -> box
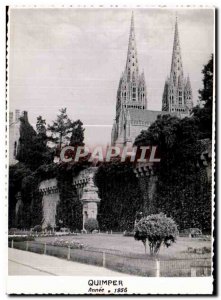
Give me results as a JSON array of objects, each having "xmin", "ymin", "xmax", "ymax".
[{"xmin": 6, "ymin": 6, "xmax": 215, "ymax": 295}]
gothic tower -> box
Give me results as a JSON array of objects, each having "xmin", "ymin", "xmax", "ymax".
[
  {"xmin": 111, "ymin": 12, "xmax": 147, "ymax": 146},
  {"xmin": 162, "ymin": 17, "xmax": 193, "ymax": 115}
]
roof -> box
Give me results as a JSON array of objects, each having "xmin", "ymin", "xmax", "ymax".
[{"xmin": 127, "ymin": 109, "xmax": 176, "ymax": 123}]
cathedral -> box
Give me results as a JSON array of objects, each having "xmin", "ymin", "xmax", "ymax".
[{"xmin": 111, "ymin": 13, "xmax": 193, "ymax": 147}]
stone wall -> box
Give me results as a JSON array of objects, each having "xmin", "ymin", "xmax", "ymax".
[
  {"xmin": 38, "ymin": 167, "xmax": 100, "ymax": 229},
  {"xmin": 39, "ymin": 178, "xmax": 59, "ymax": 228}
]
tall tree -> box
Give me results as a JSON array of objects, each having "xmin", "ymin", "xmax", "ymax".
[
  {"xmin": 69, "ymin": 120, "xmax": 85, "ymax": 147},
  {"xmin": 16, "ymin": 112, "xmax": 37, "ymax": 170},
  {"xmin": 198, "ymin": 54, "xmax": 213, "ymax": 109},
  {"xmin": 193, "ymin": 54, "xmax": 213, "ymax": 139},
  {"xmin": 48, "ymin": 108, "xmax": 72, "ymax": 150}
]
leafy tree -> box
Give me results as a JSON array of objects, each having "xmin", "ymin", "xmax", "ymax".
[
  {"xmin": 48, "ymin": 108, "xmax": 72, "ymax": 150},
  {"xmin": 198, "ymin": 54, "xmax": 213, "ymax": 109},
  {"xmin": 16, "ymin": 113, "xmax": 52, "ymax": 171},
  {"xmin": 193, "ymin": 54, "xmax": 213, "ymax": 139},
  {"xmin": 70, "ymin": 120, "xmax": 85, "ymax": 147},
  {"xmin": 36, "ymin": 116, "xmax": 47, "ymax": 136},
  {"xmin": 16, "ymin": 112, "xmax": 37, "ymax": 170},
  {"xmin": 134, "ymin": 213, "xmax": 178, "ymax": 255},
  {"xmin": 84, "ymin": 218, "xmax": 99, "ymax": 233}
]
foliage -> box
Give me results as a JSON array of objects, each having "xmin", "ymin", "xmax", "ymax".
[
  {"xmin": 55, "ymin": 161, "xmax": 92, "ymax": 231},
  {"xmin": 47, "ymin": 108, "xmax": 72, "ymax": 149},
  {"xmin": 70, "ymin": 119, "xmax": 85, "ymax": 147},
  {"xmin": 134, "ymin": 213, "xmax": 178, "ymax": 255},
  {"xmin": 9, "ymin": 108, "xmax": 86, "ymax": 231},
  {"xmin": 46, "ymin": 224, "xmax": 53, "ymax": 231},
  {"xmin": 47, "ymin": 238, "xmax": 84, "ymax": 249},
  {"xmin": 16, "ymin": 114, "xmax": 52, "ymax": 171},
  {"xmin": 16, "ymin": 113, "xmax": 37, "ymax": 170},
  {"xmin": 95, "ymin": 159, "xmax": 143, "ymax": 231},
  {"xmin": 134, "ymin": 113, "xmax": 212, "ymax": 232},
  {"xmin": 198, "ymin": 54, "xmax": 213, "ymax": 109},
  {"xmin": 84, "ymin": 218, "xmax": 99, "ymax": 233},
  {"xmin": 192, "ymin": 54, "xmax": 213, "ymax": 139},
  {"xmin": 33, "ymin": 225, "xmax": 42, "ymax": 232},
  {"xmin": 8, "ymin": 236, "xmax": 35, "ymax": 242},
  {"xmin": 9, "ymin": 163, "xmax": 32, "ymax": 228}
]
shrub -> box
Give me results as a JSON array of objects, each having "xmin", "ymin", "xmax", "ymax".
[
  {"xmin": 33, "ymin": 225, "xmax": 42, "ymax": 232},
  {"xmin": 123, "ymin": 230, "xmax": 135, "ymax": 237},
  {"xmin": 47, "ymin": 238, "xmax": 84, "ymax": 249},
  {"xmin": 8, "ymin": 236, "xmax": 35, "ymax": 242},
  {"xmin": 190, "ymin": 228, "xmax": 202, "ymax": 238},
  {"xmin": 134, "ymin": 213, "xmax": 178, "ymax": 256},
  {"xmin": 84, "ymin": 218, "xmax": 99, "ymax": 233},
  {"xmin": 46, "ymin": 224, "xmax": 53, "ymax": 231},
  {"xmin": 9, "ymin": 228, "xmax": 18, "ymax": 235}
]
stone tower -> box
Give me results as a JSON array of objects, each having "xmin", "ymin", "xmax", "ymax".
[
  {"xmin": 111, "ymin": 12, "xmax": 147, "ymax": 146},
  {"xmin": 162, "ymin": 17, "xmax": 193, "ymax": 115}
]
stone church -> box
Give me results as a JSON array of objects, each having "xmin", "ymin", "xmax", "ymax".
[{"xmin": 111, "ymin": 14, "xmax": 193, "ymax": 147}]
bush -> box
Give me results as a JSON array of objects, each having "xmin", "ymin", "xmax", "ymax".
[
  {"xmin": 123, "ymin": 230, "xmax": 134, "ymax": 237},
  {"xmin": 134, "ymin": 213, "xmax": 178, "ymax": 256},
  {"xmin": 45, "ymin": 224, "xmax": 53, "ymax": 231},
  {"xmin": 84, "ymin": 218, "xmax": 99, "ymax": 233},
  {"xmin": 9, "ymin": 228, "xmax": 18, "ymax": 235},
  {"xmin": 47, "ymin": 238, "xmax": 84, "ymax": 249},
  {"xmin": 8, "ymin": 236, "xmax": 35, "ymax": 242},
  {"xmin": 33, "ymin": 225, "xmax": 42, "ymax": 232},
  {"xmin": 190, "ymin": 228, "xmax": 202, "ymax": 238}
]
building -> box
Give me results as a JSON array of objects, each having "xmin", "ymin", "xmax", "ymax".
[
  {"xmin": 9, "ymin": 109, "xmax": 21, "ymax": 165},
  {"xmin": 111, "ymin": 14, "xmax": 192, "ymax": 147},
  {"xmin": 162, "ymin": 17, "xmax": 193, "ymax": 115}
]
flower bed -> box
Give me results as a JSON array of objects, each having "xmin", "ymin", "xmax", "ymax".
[{"xmin": 46, "ymin": 238, "xmax": 84, "ymax": 249}]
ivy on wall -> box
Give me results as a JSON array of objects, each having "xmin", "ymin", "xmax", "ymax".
[{"xmin": 95, "ymin": 160, "xmax": 143, "ymax": 231}]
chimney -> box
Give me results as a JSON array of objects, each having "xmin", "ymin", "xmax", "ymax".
[
  {"xmin": 9, "ymin": 112, "xmax": 13, "ymax": 124},
  {"xmin": 15, "ymin": 109, "xmax": 20, "ymax": 122},
  {"xmin": 22, "ymin": 111, "xmax": 28, "ymax": 122}
]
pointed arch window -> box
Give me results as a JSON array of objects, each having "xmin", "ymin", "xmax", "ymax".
[
  {"xmin": 14, "ymin": 141, "xmax": 17, "ymax": 158},
  {"xmin": 179, "ymin": 90, "xmax": 182, "ymax": 106}
]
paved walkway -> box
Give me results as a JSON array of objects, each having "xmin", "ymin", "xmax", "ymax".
[{"xmin": 8, "ymin": 248, "xmax": 129, "ymax": 276}]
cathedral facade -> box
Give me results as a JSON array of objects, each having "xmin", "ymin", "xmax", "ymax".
[{"xmin": 111, "ymin": 14, "xmax": 193, "ymax": 147}]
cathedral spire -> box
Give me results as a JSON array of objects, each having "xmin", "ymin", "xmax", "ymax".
[
  {"xmin": 125, "ymin": 12, "xmax": 139, "ymax": 81},
  {"xmin": 162, "ymin": 16, "xmax": 193, "ymax": 115},
  {"xmin": 170, "ymin": 16, "xmax": 184, "ymax": 85}
]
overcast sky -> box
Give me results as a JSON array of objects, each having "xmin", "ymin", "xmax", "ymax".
[{"xmin": 9, "ymin": 8, "xmax": 214, "ymax": 147}]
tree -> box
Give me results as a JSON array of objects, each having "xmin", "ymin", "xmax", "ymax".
[
  {"xmin": 48, "ymin": 108, "xmax": 72, "ymax": 150},
  {"xmin": 198, "ymin": 54, "xmax": 213, "ymax": 109},
  {"xmin": 84, "ymin": 218, "xmax": 99, "ymax": 233},
  {"xmin": 36, "ymin": 116, "xmax": 47, "ymax": 137},
  {"xmin": 16, "ymin": 112, "xmax": 37, "ymax": 170},
  {"xmin": 193, "ymin": 54, "xmax": 213, "ymax": 139},
  {"xmin": 16, "ymin": 113, "xmax": 52, "ymax": 171},
  {"xmin": 134, "ymin": 213, "xmax": 178, "ymax": 255},
  {"xmin": 70, "ymin": 120, "xmax": 85, "ymax": 147}
]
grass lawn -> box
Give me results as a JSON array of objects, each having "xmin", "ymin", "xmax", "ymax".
[{"xmin": 36, "ymin": 234, "xmax": 211, "ymax": 259}]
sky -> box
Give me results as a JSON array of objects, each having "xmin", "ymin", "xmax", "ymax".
[{"xmin": 9, "ymin": 8, "xmax": 214, "ymax": 147}]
